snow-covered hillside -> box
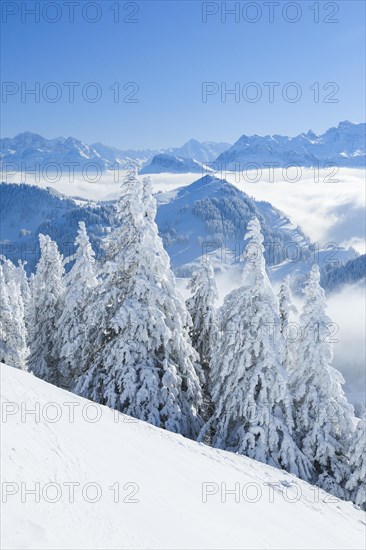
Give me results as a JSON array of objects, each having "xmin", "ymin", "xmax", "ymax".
[
  {"xmin": 1, "ymin": 363, "xmax": 364, "ymax": 550},
  {"xmin": 0, "ymin": 178, "xmax": 313, "ymax": 276},
  {"xmin": 155, "ymin": 175, "xmax": 357, "ymax": 276},
  {"xmin": 0, "ymin": 179, "xmax": 358, "ymax": 277},
  {"xmin": 0, "ymin": 183, "xmax": 115, "ymax": 273},
  {"xmin": 321, "ymin": 254, "xmax": 366, "ymax": 293}
]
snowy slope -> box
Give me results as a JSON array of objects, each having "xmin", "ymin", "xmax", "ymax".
[{"xmin": 1, "ymin": 363, "xmax": 365, "ymax": 550}]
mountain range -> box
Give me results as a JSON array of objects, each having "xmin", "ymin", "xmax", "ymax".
[
  {"xmin": 1, "ymin": 122, "xmax": 364, "ymax": 173},
  {"xmin": 215, "ymin": 121, "xmax": 365, "ymax": 169},
  {"xmin": 0, "ymin": 133, "xmax": 229, "ymax": 172},
  {"xmin": 139, "ymin": 154, "xmax": 213, "ymax": 174}
]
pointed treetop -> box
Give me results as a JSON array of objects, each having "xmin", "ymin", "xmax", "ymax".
[
  {"xmin": 75, "ymin": 221, "xmax": 96, "ymax": 264},
  {"xmin": 142, "ymin": 176, "xmax": 157, "ymax": 222},
  {"xmin": 302, "ymin": 264, "xmax": 327, "ymax": 310},
  {"xmin": 241, "ymin": 216, "xmax": 268, "ymax": 292}
]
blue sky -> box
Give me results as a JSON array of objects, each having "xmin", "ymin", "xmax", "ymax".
[{"xmin": 1, "ymin": 0, "xmax": 365, "ymax": 149}]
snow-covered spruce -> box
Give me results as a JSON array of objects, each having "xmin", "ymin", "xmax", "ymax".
[
  {"xmin": 186, "ymin": 258, "xmax": 219, "ymax": 375},
  {"xmin": 0, "ymin": 256, "xmax": 31, "ymax": 311},
  {"xmin": 55, "ymin": 222, "xmax": 98, "ymax": 391},
  {"xmin": 346, "ymin": 415, "xmax": 366, "ymax": 510},
  {"xmin": 278, "ymin": 275, "xmax": 298, "ymax": 375},
  {"xmin": 201, "ymin": 218, "xmax": 311, "ymax": 479},
  {"xmin": 15, "ymin": 260, "xmax": 32, "ymax": 311},
  {"xmin": 28, "ymin": 235, "xmax": 65, "ymax": 384},
  {"xmin": 0, "ymin": 260, "xmax": 28, "ymax": 369},
  {"xmin": 186, "ymin": 258, "xmax": 219, "ymax": 424},
  {"xmin": 0, "ymin": 264, "xmax": 12, "ymax": 363},
  {"xmin": 291, "ymin": 264, "xmax": 355, "ymax": 498},
  {"xmin": 76, "ymin": 174, "xmax": 203, "ymax": 439}
]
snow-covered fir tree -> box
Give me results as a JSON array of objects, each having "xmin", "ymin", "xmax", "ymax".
[
  {"xmin": 15, "ymin": 260, "xmax": 31, "ymax": 310},
  {"xmin": 7, "ymin": 279, "xmax": 28, "ymax": 369},
  {"xmin": 0, "ymin": 261, "xmax": 28, "ymax": 369},
  {"xmin": 278, "ymin": 275, "xmax": 297, "ymax": 334},
  {"xmin": 0, "ymin": 263, "xmax": 16, "ymax": 365},
  {"xmin": 0, "ymin": 255, "xmax": 16, "ymax": 282},
  {"xmin": 28, "ymin": 234, "xmax": 65, "ymax": 384},
  {"xmin": 291, "ymin": 264, "xmax": 355, "ymax": 498},
  {"xmin": 278, "ymin": 275, "xmax": 297, "ymax": 374},
  {"xmin": 56, "ymin": 222, "xmax": 98, "ymax": 391},
  {"xmin": 12, "ymin": 260, "xmax": 32, "ymax": 333},
  {"xmin": 76, "ymin": 173, "xmax": 203, "ymax": 439},
  {"xmin": 0, "ymin": 256, "xmax": 31, "ymax": 318},
  {"xmin": 186, "ymin": 258, "xmax": 219, "ymax": 375},
  {"xmin": 201, "ymin": 218, "xmax": 311, "ymax": 479},
  {"xmin": 346, "ymin": 415, "xmax": 366, "ymax": 510},
  {"xmin": 186, "ymin": 258, "xmax": 219, "ymax": 424}
]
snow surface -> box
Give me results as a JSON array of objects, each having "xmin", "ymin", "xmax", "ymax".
[{"xmin": 1, "ymin": 363, "xmax": 365, "ymax": 550}]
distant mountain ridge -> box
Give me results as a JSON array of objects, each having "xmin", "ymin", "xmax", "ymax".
[
  {"xmin": 166, "ymin": 139, "xmax": 230, "ymax": 164},
  {"xmin": 1, "ymin": 122, "xmax": 364, "ymax": 173},
  {"xmin": 216, "ymin": 121, "xmax": 365, "ymax": 169},
  {"xmin": 139, "ymin": 154, "xmax": 213, "ymax": 174},
  {"xmin": 0, "ymin": 133, "xmax": 230, "ymax": 172}
]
